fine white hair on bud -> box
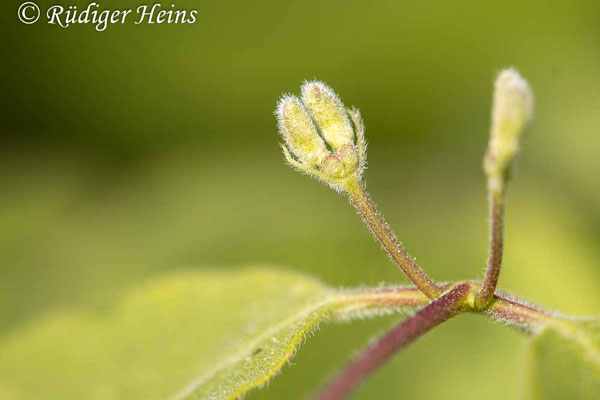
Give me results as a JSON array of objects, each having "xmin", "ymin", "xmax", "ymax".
[
  {"xmin": 485, "ymin": 68, "xmax": 534, "ymax": 196},
  {"xmin": 301, "ymin": 81, "xmax": 354, "ymax": 150},
  {"xmin": 322, "ymin": 155, "xmax": 345, "ymax": 179},
  {"xmin": 276, "ymin": 80, "xmax": 366, "ymax": 191},
  {"xmin": 276, "ymin": 95, "xmax": 330, "ymax": 166}
]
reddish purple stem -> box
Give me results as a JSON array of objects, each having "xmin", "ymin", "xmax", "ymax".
[
  {"xmin": 476, "ymin": 197, "xmax": 505, "ymax": 307},
  {"xmin": 316, "ymin": 283, "xmax": 470, "ymax": 400}
]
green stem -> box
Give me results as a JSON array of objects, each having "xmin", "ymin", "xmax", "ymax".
[{"xmin": 344, "ymin": 176, "xmax": 440, "ymax": 299}]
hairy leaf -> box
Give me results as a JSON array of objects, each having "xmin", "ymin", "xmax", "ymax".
[
  {"xmin": 0, "ymin": 267, "xmax": 426, "ymax": 400},
  {"xmin": 526, "ymin": 319, "xmax": 600, "ymax": 400}
]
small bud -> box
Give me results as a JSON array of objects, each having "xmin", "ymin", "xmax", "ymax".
[
  {"xmin": 322, "ymin": 155, "xmax": 345, "ymax": 179},
  {"xmin": 338, "ymin": 145, "xmax": 358, "ymax": 171},
  {"xmin": 301, "ymin": 81, "xmax": 354, "ymax": 150},
  {"xmin": 484, "ymin": 69, "xmax": 534, "ymax": 196},
  {"xmin": 276, "ymin": 81, "xmax": 366, "ymax": 191},
  {"xmin": 276, "ymin": 95, "xmax": 329, "ymax": 166}
]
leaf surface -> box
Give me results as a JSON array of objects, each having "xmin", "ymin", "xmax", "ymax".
[
  {"xmin": 526, "ymin": 319, "xmax": 600, "ymax": 400},
  {"xmin": 0, "ymin": 267, "xmax": 426, "ymax": 400}
]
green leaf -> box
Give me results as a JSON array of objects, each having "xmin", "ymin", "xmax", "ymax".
[
  {"xmin": 525, "ymin": 319, "xmax": 600, "ymax": 400},
  {"xmin": 0, "ymin": 267, "xmax": 426, "ymax": 400}
]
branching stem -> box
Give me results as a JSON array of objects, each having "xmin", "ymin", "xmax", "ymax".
[
  {"xmin": 316, "ymin": 283, "xmax": 558, "ymax": 400},
  {"xmin": 371, "ymin": 283, "xmax": 558, "ymax": 332},
  {"xmin": 345, "ymin": 176, "xmax": 440, "ymax": 299},
  {"xmin": 316, "ymin": 283, "xmax": 470, "ymax": 400}
]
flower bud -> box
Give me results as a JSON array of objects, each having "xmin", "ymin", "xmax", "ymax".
[
  {"xmin": 338, "ymin": 145, "xmax": 358, "ymax": 171},
  {"xmin": 276, "ymin": 81, "xmax": 367, "ymax": 191},
  {"xmin": 322, "ymin": 155, "xmax": 345, "ymax": 179},
  {"xmin": 301, "ymin": 81, "xmax": 354, "ymax": 150},
  {"xmin": 276, "ymin": 95, "xmax": 329, "ymax": 166},
  {"xmin": 484, "ymin": 69, "xmax": 534, "ymax": 195}
]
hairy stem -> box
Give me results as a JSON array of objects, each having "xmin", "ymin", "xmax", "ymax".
[
  {"xmin": 476, "ymin": 195, "xmax": 505, "ymax": 308},
  {"xmin": 486, "ymin": 294, "xmax": 557, "ymax": 332},
  {"xmin": 316, "ymin": 283, "xmax": 470, "ymax": 400},
  {"xmin": 377, "ymin": 282, "xmax": 556, "ymax": 332},
  {"xmin": 345, "ymin": 176, "xmax": 440, "ymax": 299}
]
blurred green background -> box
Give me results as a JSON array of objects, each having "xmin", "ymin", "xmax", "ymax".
[{"xmin": 2, "ymin": 0, "xmax": 600, "ymax": 398}]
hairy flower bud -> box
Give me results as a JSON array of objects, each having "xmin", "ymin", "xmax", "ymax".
[
  {"xmin": 338, "ymin": 145, "xmax": 358, "ymax": 171},
  {"xmin": 276, "ymin": 95, "xmax": 329, "ymax": 166},
  {"xmin": 484, "ymin": 69, "xmax": 534, "ymax": 196},
  {"xmin": 322, "ymin": 155, "xmax": 345, "ymax": 179},
  {"xmin": 301, "ymin": 81, "xmax": 354, "ymax": 150},
  {"xmin": 276, "ymin": 81, "xmax": 366, "ymax": 192}
]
